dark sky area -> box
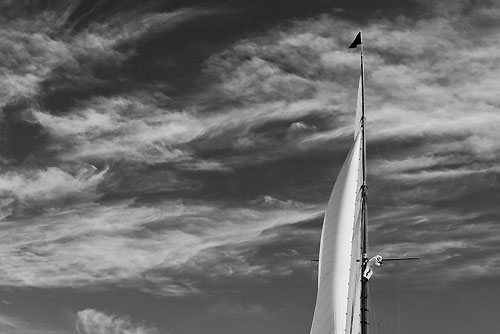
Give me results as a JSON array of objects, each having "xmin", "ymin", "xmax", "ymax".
[{"xmin": 0, "ymin": 0, "xmax": 499, "ymax": 333}]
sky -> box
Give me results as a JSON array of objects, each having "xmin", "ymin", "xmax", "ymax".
[{"xmin": 0, "ymin": 0, "xmax": 499, "ymax": 333}]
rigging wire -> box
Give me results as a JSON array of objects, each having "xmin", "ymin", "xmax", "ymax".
[
  {"xmin": 372, "ymin": 141, "xmax": 413, "ymax": 223},
  {"xmin": 373, "ymin": 141, "xmax": 406, "ymax": 212},
  {"xmin": 396, "ymin": 261, "xmax": 401, "ymax": 334},
  {"xmin": 373, "ymin": 141, "xmax": 409, "ymax": 334}
]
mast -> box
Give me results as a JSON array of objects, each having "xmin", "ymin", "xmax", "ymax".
[
  {"xmin": 350, "ymin": 29, "xmax": 368, "ymax": 334},
  {"xmin": 359, "ymin": 32, "xmax": 369, "ymax": 334}
]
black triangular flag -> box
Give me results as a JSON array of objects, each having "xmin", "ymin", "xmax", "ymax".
[{"xmin": 348, "ymin": 32, "xmax": 362, "ymax": 48}]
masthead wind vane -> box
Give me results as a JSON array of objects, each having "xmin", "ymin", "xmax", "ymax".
[{"xmin": 348, "ymin": 31, "xmax": 362, "ymax": 48}]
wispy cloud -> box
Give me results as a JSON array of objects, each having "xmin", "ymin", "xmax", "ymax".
[
  {"xmin": 0, "ymin": 28, "xmax": 71, "ymax": 104},
  {"xmin": 0, "ymin": 165, "xmax": 108, "ymax": 219},
  {"xmin": 0, "ymin": 5, "xmax": 214, "ymax": 109},
  {"xmin": 0, "ymin": 312, "xmax": 21, "ymax": 329},
  {"xmin": 76, "ymin": 309, "xmax": 159, "ymax": 334},
  {"xmin": 0, "ymin": 196, "xmax": 320, "ymax": 295},
  {"xmin": 32, "ymin": 96, "xmax": 202, "ymax": 163}
]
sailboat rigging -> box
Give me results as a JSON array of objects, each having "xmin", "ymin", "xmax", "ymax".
[{"xmin": 308, "ymin": 32, "xmax": 418, "ymax": 334}]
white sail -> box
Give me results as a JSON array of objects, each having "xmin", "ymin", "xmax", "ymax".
[{"xmin": 310, "ymin": 76, "xmax": 364, "ymax": 334}]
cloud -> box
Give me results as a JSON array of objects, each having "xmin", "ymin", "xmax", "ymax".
[
  {"xmin": 0, "ymin": 4, "xmax": 214, "ymax": 110},
  {"xmin": 33, "ymin": 90, "xmax": 335, "ymax": 169},
  {"xmin": 0, "ymin": 28, "xmax": 73, "ymax": 105},
  {"xmin": 0, "ymin": 197, "xmax": 320, "ymax": 295},
  {"xmin": 0, "ymin": 312, "xmax": 48, "ymax": 333},
  {"xmin": 0, "ymin": 313, "xmax": 20, "ymax": 329},
  {"xmin": 76, "ymin": 309, "xmax": 159, "ymax": 334},
  {"xmin": 0, "ymin": 164, "xmax": 108, "ymax": 218},
  {"xmin": 0, "ymin": 311, "xmax": 75, "ymax": 333},
  {"xmin": 32, "ymin": 96, "xmax": 202, "ymax": 163}
]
